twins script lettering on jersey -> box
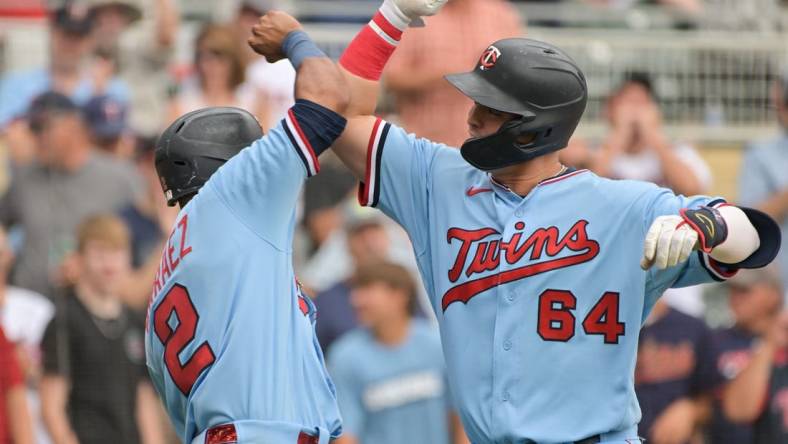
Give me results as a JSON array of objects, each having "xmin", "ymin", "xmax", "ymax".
[{"xmin": 442, "ymin": 220, "xmax": 600, "ymax": 310}]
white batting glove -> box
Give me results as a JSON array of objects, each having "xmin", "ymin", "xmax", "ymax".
[
  {"xmin": 640, "ymin": 215, "xmax": 698, "ymax": 270},
  {"xmin": 388, "ymin": 0, "xmax": 448, "ymax": 20}
]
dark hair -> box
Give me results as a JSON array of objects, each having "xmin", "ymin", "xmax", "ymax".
[
  {"xmin": 352, "ymin": 261, "xmax": 419, "ymax": 315},
  {"xmin": 194, "ymin": 24, "xmax": 247, "ymax": 90},
  {"xmin": 620, "ymin": 71, "xmax": 657, "ymax": 100},
  {"xmin": 27, "ymin": 91, "xmax": 80, "ymax": 134}
]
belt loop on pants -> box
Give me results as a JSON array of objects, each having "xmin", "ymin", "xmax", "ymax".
[
  {"xmin": 200, "ymin": 423, "xmax": 331, "ymax": 444},
  {"xmin": 297, "ymin": 431, "xmax": 318, "ymax": 444},
  {"xmin": 297, "ymin": 427, "xmax": 330, "ymax": 444},
  {"xmin": 573, "ymin": 436, "xmax": 600, "ymax": 444},
  {"xmin": 524, "ymin": 436, "xmax": 600, "ymax": 444},
  {"xmin": 205, "ymin": 424, "xmax": 238, "ymax": 444}
]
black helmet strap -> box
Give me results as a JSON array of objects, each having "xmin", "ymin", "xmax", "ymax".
[{"xmin": 460, "ymin": 117, "xmax": 564, "ymax": 171}]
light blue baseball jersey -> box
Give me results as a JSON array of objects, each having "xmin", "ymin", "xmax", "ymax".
[
  {"xmin": 328, "ymin": 319, "xmax": 452, "ymax": 444},
  {"xmin": 144, "ymin": 109, "xmax": 342, "ymax": 443},
  {"xmin": 357, "ymin": 119, "xmax": 735, "ymax": 444}
]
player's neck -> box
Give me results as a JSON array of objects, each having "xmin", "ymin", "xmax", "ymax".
[
  {"xmin": 490, "ymin": 153, "xmax": 564, "ymax": 197},
  {"xmin": 372, "ymin": 316, "xmax": 411, "ymax": 346}
]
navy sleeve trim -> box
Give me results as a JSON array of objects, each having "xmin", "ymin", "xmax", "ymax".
[
  {"xmin": 357, "ymin": 118, "xmax": 390, "ymax": 207},
  {"xmin": 698, "ymin": 251, "xmax": 738, "ymax": 282},
  {"xmin": 726, "ymin": 206, "xmax": 781, "ymax": 269},
  {"xmin": 282, "ymin": 99, "xmax": 347, "ymax": 177}
]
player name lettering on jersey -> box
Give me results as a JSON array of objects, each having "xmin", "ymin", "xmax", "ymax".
[
  {"xmin": 442, "ymin": 219, "xmax": 599, "ymax": 310},
  {"xmin": 361, "ymin": 370, "xmax": 445, "ymax": 412},
  {"xmin": 151, "ymin": 214, "xmax": 193, "ymax": 299}
]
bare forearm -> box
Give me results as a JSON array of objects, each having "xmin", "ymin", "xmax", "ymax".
[
  {"xmin": 41, "ymin": 377, "xmax": 79, "ymax": 444},
  {"xmin": 7, "ymin": 386, "xmax": 35, "ymax": 444},
  {"xmin": 333, "ymin": 434, "xmax": 358, "ymax": 444},
  {"xmin": 754, "ymin": 189, "xmax": 788, "ymax": 223},
  {"xmin": 295, "ymin": 58, "xmax": 349, "ymax": 114},
  {"xmin": 155, "ymin": 0, "xmax": 179, "ymax": 47},
  {"xmin": 120, "ymin": 241, "xmax": 166, "ymax": 309},
  {"xmin": 723, "ymin": 341, "xmax": 775, "ymax": 422},
  {"xmin": 591, "ymin": 131, "xmax": 627, "ymax": 178},
  {"xmin": 137, "ymin": 382, "xmax": 167, "ymax": 444},
  {"xmin": 43, "ymin": 409, "xmax": 78, "ymax": 444},
  {"xmin": 341, "ymin": 67, "xmax": 381, "ymax": 117},
  {"xmin": 651, "ymin": 135, "xmax": 703, "ymax": 195},
  {"xmin": 450, "ymin": 413, "xmax": 471, "ymax": 444},
  {"xmin": 691, "ymin": 394, "xmax": 713, "ymax": 425}
]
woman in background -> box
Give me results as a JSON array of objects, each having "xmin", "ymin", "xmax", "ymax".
[{"xmin": 168, "ymin": 24, "xmax": 264, "ymax": 124}]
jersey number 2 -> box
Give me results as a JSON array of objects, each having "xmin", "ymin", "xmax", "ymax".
[
  {"xmin": 538, "ymin": 290, "xmax": 625, "ymax": 344},
  {"xmin": 153, "ymin": 284, "xmax": 215, "ymax": 395}
]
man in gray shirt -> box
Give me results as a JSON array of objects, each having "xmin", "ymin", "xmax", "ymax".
[
  {"xmin": 738, "ymin": 73, "xmax": 788, "ymax": 286},
  {"xmin": 0, "ymin": 92, "xmax": 141, "ymax": 297}
]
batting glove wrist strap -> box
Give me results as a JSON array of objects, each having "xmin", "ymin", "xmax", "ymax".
[{"xmin": 679, "ymin": 206, "xmax": 728, "ymax": 253}]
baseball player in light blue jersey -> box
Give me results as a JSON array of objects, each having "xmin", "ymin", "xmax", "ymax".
[
  {"xmin": 328, "ymin": 261, "xmax": 460, "ymax": 444},
  {"xmin": 144, "ymin": 13, "xmax": 349, "ymax": 444},
  {"xmin": 252, "ymin": 3, "xmax": 783, "ymax": 444}
]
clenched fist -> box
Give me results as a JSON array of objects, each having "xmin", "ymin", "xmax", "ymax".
[{"xmin": 248, "ymin": 11, "xmax": 302, "ymax": 63}]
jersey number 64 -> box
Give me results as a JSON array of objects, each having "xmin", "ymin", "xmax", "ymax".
[{"xmin": 537, "ymin": 289, "xmax": 625, "ymax": 344}]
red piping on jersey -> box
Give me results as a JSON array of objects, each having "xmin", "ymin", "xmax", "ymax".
[
  {"xmin": 466, "ymin": 186, "xmax": 493, "ymax": 197},
  {"xmin": 538, "ymin": 169, "xmax": 589, "ymax": 186},
  {"xmin": 287, "ymin": 109, "xmax": 320, "ymax": 174},
  {"xmin": 358, "ymin": 117, "xmax": 383, "ymax": 206},
  {"xmin": 707, "ymin": 256, "xmax": 737, "ymax": 278}
]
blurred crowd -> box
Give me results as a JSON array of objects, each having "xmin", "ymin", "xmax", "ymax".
[{"xmin": 0, "ymin": 0, "xmax": 786, "ymax": 443}]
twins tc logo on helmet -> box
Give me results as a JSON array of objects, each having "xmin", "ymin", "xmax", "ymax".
[{"xmin": 478, "ymin": 46, "xmax": 501, "ymax": 71}]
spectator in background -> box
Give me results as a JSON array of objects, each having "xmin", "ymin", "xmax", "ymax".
[
  {"xmin": 0, "ymin": 326, "xmax": 34, "ymax": 444},
  {"xmin": 169, "ymin": 24, "xmax": 257, "ymax": 124},
  {"xmin": 233, "ymin": 0, "xmax": 296, "ymax": 130},
  {"xmin": 314, "ymin": 213, "xmax": 391, "ymax": 351},
  {"xmin": 117, "ymin": 137, "xmax": 178, "ymax": 309},
  {"xmin": 0, "ymin": 227, "xmax": 54, "ymax": 444},
  {"xmin": 329, "ymin": 262, "xmax": 467, "ymax": 444},
  {"xmin": 738, "ymin": 73, "xmax": 788, "ymax": 284},
  {"xmin": 82, "ymin": 95, "xmax": 135, "ymax": 159},
  {"xmin": 39, "ymin": 215, "xmax": 164, "ymax": 444},
  {"xmin": 580, "ymin": 0, "xmax": 702, "ymax": 14},
  {"xmin": 0, "ymin": 2, "xmax": 129, "ymax": 167},
  {"xmin": 634, "ymin": 299, "xmax": 721, "ymax": 444},
  {"xmin": 0, "ymin": 92, "xmax": 141, "ymax": 298},
  {"xmin": 723, "ymin": 309, "xmax": 788, "ymax": 443},
  {"xmin": 87, "ymin": 0, "xmax": 179, "ymax": 138},
  {"xmin": 709, "ymin": 266, "xmax": 784, "ymax": 444},
  {"xmin": 384, "ymin": 0, "xmax": 523, "ymax": 147},
  {"xmin": 592, "ymin": 73, "xmax": 710, "ymax": 196},
  {"xmin": 298, "ymin": 163, "xmax": 359, "ymax": 290},
  {"xmin": 591, "ymin": 73, "xmax": 712, "ymax": 317}
]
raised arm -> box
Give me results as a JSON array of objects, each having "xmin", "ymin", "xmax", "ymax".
[
  {"xmin": 723, "ymin": 311, "xmax": 788, "ymax": 422},
  {"xmin": 248, "ymin": 11, "xmax": 349, "ymax": 115},
  {"xmin": 331, "ymin": 0, "xmax": 447, "ymax": 179}
]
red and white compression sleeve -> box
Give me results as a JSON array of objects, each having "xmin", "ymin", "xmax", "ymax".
[{"xmin": 339, "ymin": 0, "xmax": 411, "ymax": 81}]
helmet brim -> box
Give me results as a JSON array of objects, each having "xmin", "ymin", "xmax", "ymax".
[{"xmin": 445, "ymin": 71, "xmax": 534, "ymax": 118}]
